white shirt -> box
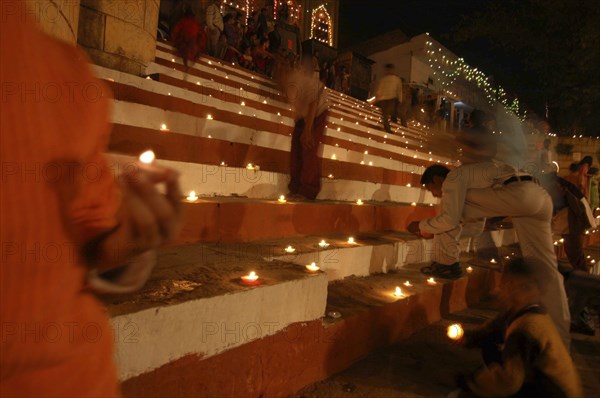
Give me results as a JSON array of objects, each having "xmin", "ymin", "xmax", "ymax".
[
  {"xmin": 206, "ymin": 3, "xmax": 224, "ymax": 31},
  {"xmin": 419, "ymin": 161, "xmax": 516, "ymax": 234},
  {"xmin": 284, "ymin": 70, "xmax": 328, "ymax": 119},
  {"xmin": 375, "ymin": 74, "xmax": 402, "ymax": 102}
]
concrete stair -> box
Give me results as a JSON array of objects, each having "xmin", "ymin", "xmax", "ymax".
[{"xmin": 93, "ymin": 41, "xmax": 599, "ymax": 397}]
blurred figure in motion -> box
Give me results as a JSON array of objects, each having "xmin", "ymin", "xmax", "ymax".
[
  {"xmin": 0, "ymin": 3, "xmax": 183, "ymax": 396},
  {"xmin": 409, "ymin": 109, "xmax": 571, "ymax": 348},
  {"xmin": 374, "ymin": 64, "xmax": 403, "ymax": 133},
  {"xmin": 452, "ymin": 258, "xmax": 583, "ymax": 398},
  {"xmin": 278, "ymin": 56, "xmax": 329, "ymax": 200},
  {"xmin": 171, "ymin": 7, "xmax": 206, "ymax": 70}
]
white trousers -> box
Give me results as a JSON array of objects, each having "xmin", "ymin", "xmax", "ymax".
[
  {"xmin": 463, "ymin": 181, "xmax": 571, "ymax": 347},
  {"xmin": 431, "ymin": 220, "xmax": 486, "ymax": 265}
]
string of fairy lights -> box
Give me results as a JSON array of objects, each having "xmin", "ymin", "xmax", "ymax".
[
  {"xmin": 310, "ymin": 5, "xmax": 333, "ymax": 46},
  {"xmin": 425, "ymin": 39, "xmax": 527, "ymax": 122}
]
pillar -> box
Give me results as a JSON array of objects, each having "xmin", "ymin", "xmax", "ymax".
[{"xmin": 78, "ymin": 0, "xmax": 159, "ymax": 75}]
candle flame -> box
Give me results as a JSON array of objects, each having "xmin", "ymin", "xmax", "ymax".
[
  {"xmin": 466, "ymin": 266, "xmax": 473, "ymax": 273},
  {"xmin": 278, "ymin": 195, "xmax": 286, "ymax": 203},
  {"xmin": 187, "ymin": 191, "xmax": 199, "ymax": 201},
  {"xmin": 306, "ymin": 262, "xmax": 320, "ymax": 272},
  {"xmin": 139, "ymin": 150, "xmax": 155, "ymax": 164},
  {"xmin": 319, "ymin": 240, "xmax": 329, "ymax": 248},
  {"xmin": 356, "ymin": 199, "xmax": 364, "ymax": 205},
  {"xmin": 427, "ymin": 277, "xmax": 437, "ymax": 285},
  {"xmin": 404, "ymin": 281, "xmax": 412, "ymax": 287},
  {"xmin": 285, "ymin": 246, "xmax": 296, "ymax": 253},
  {"xmin": 160, "ymin": 123, "xmax": 169, "ymax": 131},
  {"xmin": 447, "ymin": 323, "xmax": 464, "ymax": 340},
  {"xmin": 347, "ymin": 237, "xmax": 356, "ymax": 244},
  {"xmin": 394, "ymin": 286, "xmax": 404, "ymax": 297}
]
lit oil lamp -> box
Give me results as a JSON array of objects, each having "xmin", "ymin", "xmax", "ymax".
[
  {"xmin": 319, "ymin": 240, "xmax": 330, "ymax": 249},
  {"xmin": 331, "ymin": 154, "xmax": 337, "ymax": 160},
  {"xmin": 403, "ymin": 281, "xmax": 412, "ymax": 287},
  {"xmin": 466, "ymin": 266, "xmax": 473, "ymax": 273},
  {"xmin": 207, "ymin": 114, "xmax": 213, "ymax": 120},
  {"xmin": 160, "ymin": 123, "xmax": 169, "ymax": 132},
  {"xmin": 393, "ymin": 286, "xmax": 405, "ymax": 298},
  {"xmin": 347, "ymin": 237, "xmax": 356, "ymax": 245},
  {"xmin": 139, "ymin": 150, "xmax": 155, "ymax": 165},
  {"xmin": 278, "ymin": 195, "xmax": 287, "ymax": 204},
  {"xmin": 186, "ymin": 191, "xmax": 199, "ymax": 201},
  {"xmin": 427, "ymin": 277, "xmax": 437, "ymax": 285},
  {"xmin": 306, "ymin": 262, "xmax": 320, "ymax": 273},
  {"xmin": 284, "ymin": 246, "xmax": 296, "ymax": 254},
  {"xmin": 447, "ymin": 323, "xmax": 464, "ymax": 341},
  {"xmin": 241, "ymin": 271, "xmax": 260, "ymax": 286},
  {"xmin": 246, "ymin": 163, "xmax": 255, "ymax": 170},
  {"xmin": 490, "ymin": 258, "xmax": 497, "ymax": 264},
  {"xmin": 356, "ymin": 199, "xmax": 364, "ymax": 206},
  {"xmin": 411, "ymin": 202, "xmax": 417, "ymax": 207},
  {"xmin": 328, "ymin": 174, "xmax": 334, "ymax": 179}
]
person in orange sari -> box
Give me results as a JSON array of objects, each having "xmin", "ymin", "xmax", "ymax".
[{"xmin": 1, "ymin": 2, "xmax": 184, "ymax": 397}]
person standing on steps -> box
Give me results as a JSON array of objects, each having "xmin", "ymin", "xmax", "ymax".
[
  {"xmin": 407, "ymin": 114, "xmax": 571, "ymax": 348},
  {"xmin": 374, "ymin": 64, "xmax": 403, "ymax": 134},
  {"xmin": 278, "ymin": 56, "xmax": 329, "ymax": 201},
  {"xmin": 206, "ymin": 0, "xmax": 224, "ymax": 56},
  {"xmin": 171, "ymin": 7, "xmax": 206, "ymax": 70}
]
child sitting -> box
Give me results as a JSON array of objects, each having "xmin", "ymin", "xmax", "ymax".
[{"xmin": 454, "ymin": 258, "xmax": 583, "ymax": 398}]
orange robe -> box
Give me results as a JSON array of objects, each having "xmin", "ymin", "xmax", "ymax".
[{"xmin": 1, "ymin": 4, "xmax": 121, "ymax": 397}]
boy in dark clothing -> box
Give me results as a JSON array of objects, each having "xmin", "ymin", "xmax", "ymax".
[{"xmin": 454, "ymin": 258, "xmax": 583, "ymax": 398}]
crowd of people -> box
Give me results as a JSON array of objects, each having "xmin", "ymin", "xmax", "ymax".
[{"xmin": 167, "ymin": 0, "xmax": 355, "ymax": 92}]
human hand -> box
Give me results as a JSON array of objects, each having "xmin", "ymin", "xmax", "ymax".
[{"xmin": 118, "ymin": 165, "xmax": 184, "ymax": 256}]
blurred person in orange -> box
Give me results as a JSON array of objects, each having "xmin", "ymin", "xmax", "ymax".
[{"xmin": 1, "ymin": 2, "xmax": 184, "ymax": 396}]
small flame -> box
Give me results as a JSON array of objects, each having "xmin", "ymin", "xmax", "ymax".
[
  {"xmin": 186, "ymin": 191, "xmax": 199, "ymax": 201},
  {"xmin": 447, "ymin": 324, "xmax": 464, "ymax": 340},
  {"xmin": 139, "ymin": 150, "xmax": 155, "ymax": 164}
]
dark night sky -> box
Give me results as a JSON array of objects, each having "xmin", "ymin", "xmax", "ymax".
[
  {"xmin": 338, "ymin": 0, "xmax": 491, "ymax": 49},
  {"xmin": 337, "ymin": 0, "xmax": 532, "ymax": 115}
]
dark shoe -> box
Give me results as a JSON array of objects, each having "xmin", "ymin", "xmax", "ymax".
[{"xmin": 420, "ymin": 262, "xmax": 463, "ymax": 279}]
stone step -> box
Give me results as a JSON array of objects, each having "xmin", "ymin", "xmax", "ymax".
[
  {"xmin": 107, "ymin": 141, "xmax": 438, "ymax": 203},
  {"xmin": 154, "ymin": 41, "xmax": 438, "ymax": 144},
  {"xmin": 117, "ymin": 259, "xmax": 500, "ymax": 398},
  {"xmin": 98, "ymin": 64, "xmax": 456, "ymax": 172},
  {"xmin": 150, "ymin": 45, "xmax": 459, "ymax": 160},
  {"xmin": 104, "ymin": 243, "xmax": 328, "ymax": 382},
  {"xmin": 146, "ymin": 193, "xmax": 436, "ymax": 244}
]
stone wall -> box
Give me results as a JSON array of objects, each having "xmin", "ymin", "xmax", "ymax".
[
  {"xmin": 78, "ymin": 0, "xmax": 159, "ymax": 75},
  {"xmin": 23, "ymin": 0, "xmax": 81, "ymax": 44}
]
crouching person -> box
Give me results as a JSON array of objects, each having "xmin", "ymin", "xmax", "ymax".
[{"xmin": 453, "ymin": 258, "xmax": 583, "ymax": 398}]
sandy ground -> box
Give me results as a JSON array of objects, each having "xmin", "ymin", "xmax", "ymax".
[{"xmin": 295, "ymin": 302, "xmax": 600, "ymax": 398}]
